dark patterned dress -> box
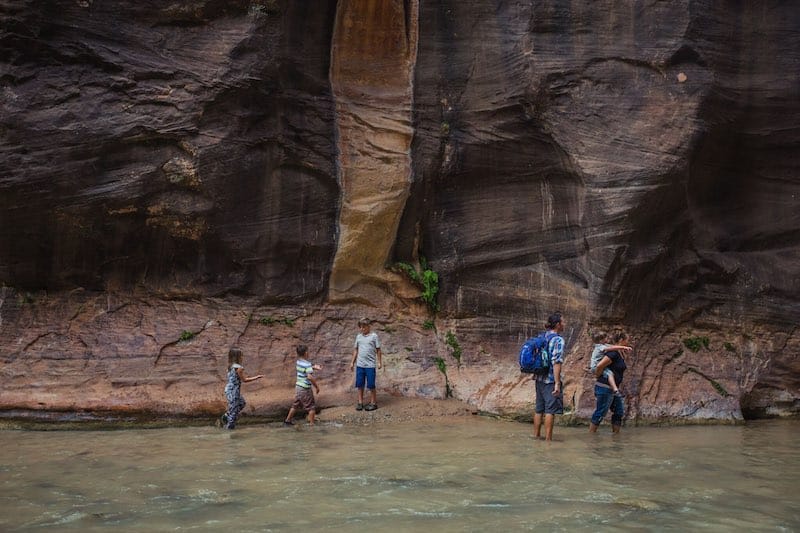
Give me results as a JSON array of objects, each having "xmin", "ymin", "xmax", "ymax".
[{"xmin": 224, "ymin": 363, "xmax": 245, "ymax": 429}]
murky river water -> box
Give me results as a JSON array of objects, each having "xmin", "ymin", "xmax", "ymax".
[{"xmin": 1, "ymin": 418, "xmax": 798, "ymax": 532}]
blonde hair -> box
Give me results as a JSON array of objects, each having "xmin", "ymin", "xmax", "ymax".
[
  {"xmin": 227, "ymin": 347, "xmax": 243, "ymax": 368},
  {"xmin": 591, "ymin": 330, "xmax": 608, "ymax": 343}
]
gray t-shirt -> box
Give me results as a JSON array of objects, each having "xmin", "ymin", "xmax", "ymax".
[{"xmin": 354, "ymin": 332, "xmax": 381, "ymax": 368}]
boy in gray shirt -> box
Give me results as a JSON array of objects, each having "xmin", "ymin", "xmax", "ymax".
[{"xmin": 350, "ymin": 318, "xmax": 382, "ymax": 411}]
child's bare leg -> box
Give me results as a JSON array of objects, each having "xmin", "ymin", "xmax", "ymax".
[
  {"xmin": 369, "ymin": 388, "xmax": 377, "ymax": 405},
  {"xmin": 357, "ymin": 388, "xmax": 365, "ymax": 404},
  {"xmin": 285, "ymin": 407, "xmax": 296, "ymax": 423},
  {"xmin": 609, "ymin": 373, "xmax": 619, "ymax": 392},
  {"xmin": 308, "ymin": 409, "xmax": 316, "ymax": 425}
]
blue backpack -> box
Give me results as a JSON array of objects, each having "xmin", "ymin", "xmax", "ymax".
[{"xmin": 519, "ymin": 332, "xmax": 553, "ymax": 375}]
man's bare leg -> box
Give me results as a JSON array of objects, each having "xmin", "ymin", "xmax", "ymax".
[
  {"xmin": 544, "ymin": 413, "xmax": 555, "ymax": 441},
  {"xmin": 533, "ymin": 412, "xmax": 543, "ymax": 439}
]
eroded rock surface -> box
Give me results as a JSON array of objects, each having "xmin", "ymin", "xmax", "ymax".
[
  {"xmin": 328, "ymin": 0, "xmax": 418, "ymax": 305},
  {"xmin": 1, "ymin": 1, "xmax": 798, "ymax": 421}
]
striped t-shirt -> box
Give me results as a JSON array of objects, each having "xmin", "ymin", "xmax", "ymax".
[{"xmin": 295, "ymin": 359, "xmax": 314, "ymax": 389}]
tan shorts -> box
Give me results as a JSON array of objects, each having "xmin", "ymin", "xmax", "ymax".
[{"xmin": 291, "ymin": 387, "xmax": 316, "ymax": 412}]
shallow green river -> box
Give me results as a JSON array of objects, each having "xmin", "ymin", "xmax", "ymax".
[{"xmin": 1, "ymin": 418, "xmax": 797, "ymax": 531}]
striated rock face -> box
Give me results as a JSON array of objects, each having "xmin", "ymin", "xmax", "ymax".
[
  {"xmin": 1, "ymin": 1, "xmax": 798, "ymax": 422},
  {"xmin": 328, "ymin": 0, "xmax": 418, "ymax": 305},
  {"xmin": 1, "ymin": 0, "xmax": 340, "ymax": 302}
]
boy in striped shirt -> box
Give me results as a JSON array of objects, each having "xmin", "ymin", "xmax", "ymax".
[{"xmin": 284, "ymin": 345, "xmax": 321, "ymax": 426}]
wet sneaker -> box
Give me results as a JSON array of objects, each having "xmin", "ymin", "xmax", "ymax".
[
  {"xmin": 356, "ymin": 403, "xmax": 364, "ymax": 411},
  {"xmin": 283, "ymin": 420, "xmax": 294, "ymax": 426},
  {"xmin": 364, "ymin": 403, "xmax": 377, "ymax": 411},
  {"xmin": 220, "ymin": 414, "xmax": 228, "ymax": 426}
]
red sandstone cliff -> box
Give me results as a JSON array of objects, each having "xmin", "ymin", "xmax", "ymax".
[{"xmin": 1, "ymin": 1, "xmax": 798, "ymax": 422}]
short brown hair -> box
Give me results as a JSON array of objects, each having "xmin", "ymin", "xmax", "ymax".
[
  {"xmin": 358, "ymin": 317, "xmax": 371, "ymax": 326},
  {"xmin": 227, "ymin": 347, "xmax": 243, "ymax": 367}
]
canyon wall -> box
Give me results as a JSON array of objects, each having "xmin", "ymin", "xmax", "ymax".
[{"xmin": 1, "ymin": 0, "xmax": 798, "ymax": 422}]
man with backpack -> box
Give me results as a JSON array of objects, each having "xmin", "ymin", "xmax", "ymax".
[{"xmin": 533, "ymin": 312, "xmax": 566, "ymax": 442}]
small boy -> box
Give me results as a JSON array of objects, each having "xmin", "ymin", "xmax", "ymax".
[
  {"xmin": 590, "ymin": 331, "xmax": 630, "ymax": 397},
  {"xmin": 350, "ymin": 317, "xmax": 382, "ymax": 411},
  {"xmin": 284, "ymin": 345, "xmax": 320, "ymax": 426}
]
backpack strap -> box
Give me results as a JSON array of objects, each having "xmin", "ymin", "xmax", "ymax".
[{"xmin": 544, "ymin": 331, "xmax": 559, "ymax": 357}]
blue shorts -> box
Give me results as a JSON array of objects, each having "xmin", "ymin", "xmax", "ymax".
[
  {"xmin": 354, "ymin": 366, "xmax": 376, "ymax": 390},
  {"xmin": 534, "ymin": 380, "xmax": 563, "ymax": 415}
]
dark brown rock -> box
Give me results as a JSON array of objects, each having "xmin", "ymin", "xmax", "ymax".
[{"xmin": 1, "ymin": 0, "xmax": 339, "ymax": 301}]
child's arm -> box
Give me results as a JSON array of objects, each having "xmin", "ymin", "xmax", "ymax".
[
  {"xmin": 350, "ymin": 348, "xmax": 358, "ymax": 370},
  {"xmin": 376, "ymin": 347, "xmax": 383, "ymax": 369},
  {"xmin": 236, "ymin": 367, "xmax": 264, "ymax": 383},
  {"xmin": 602, "ymin": 344, "xmax": 632, "ymax": 353},
  {"xmin": 308, "ymin": 375, "xmax": 320, "ymax": 393}
]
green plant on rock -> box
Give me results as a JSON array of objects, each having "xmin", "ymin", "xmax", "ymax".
[
  {"xmin": 433, "ymin": 356, "xmax": 453, "ymax": 398},
  {"xmin": 423, "ymin": 319, "xmax": 436, "ymax": 331},
  {"xmin": 723, "ymin": 342, "xmax": 736, "ymax": 352},
  {"xmin": 394, "ymin": 262, "xmax": 420, "ymax": 283},
  {"xmin": 391, "ymin": 259, "xmax": 440, "ymax": 313},
  {"xmin": 259, "ymin": 316, "xmax": 294, "ymax": 327},
  {"xmin": 445, "ymin": 331, "xmax": 462, "ymax": 365},
  {"xmin": 683, "ymin": 336, "xmax": 709, "ymax": 352},
  {"xmin": 179, "ymin": 330, "xmax": 195, "ymax": 342},
  {"xmin": 420, "ymin": 269, "xmax": 439, "ymax": 311},
  {"xmin": 687, "ymin": 367, "xmax": 729, "ymax": 397}
]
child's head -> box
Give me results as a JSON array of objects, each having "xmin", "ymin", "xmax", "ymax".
[
  {"xmin": 591, "ymin": 330, "xmax": 608, "ymax": 344},
  {"xmin": 358, "ymin": 317, "xmax": 371, "ymax": 333},
  {"xmin": 296, "ymin": 344, "xmax": 308, "ymax": 357},
  {"xmin": 228, "ymin": 347, "xmax": 243, "ymax": 367}
]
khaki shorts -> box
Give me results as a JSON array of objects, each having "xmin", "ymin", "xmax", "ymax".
[{"xmin": 291, "ymin": 387, "xmax": 316, "ymax": 412}]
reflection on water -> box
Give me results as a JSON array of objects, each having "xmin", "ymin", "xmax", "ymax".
[{"xmin": 1, "ymin": 418, "xmax": 798, "ymax": 531}]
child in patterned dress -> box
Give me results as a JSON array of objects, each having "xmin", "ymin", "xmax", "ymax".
[{"xmin": 223, "ymin": 347, "xmax": 263, "ymax": 429}]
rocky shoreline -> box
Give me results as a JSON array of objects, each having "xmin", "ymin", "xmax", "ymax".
[{"xmin": 0, "ymin": 394, "xmax": 762, "ymax": 432}]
